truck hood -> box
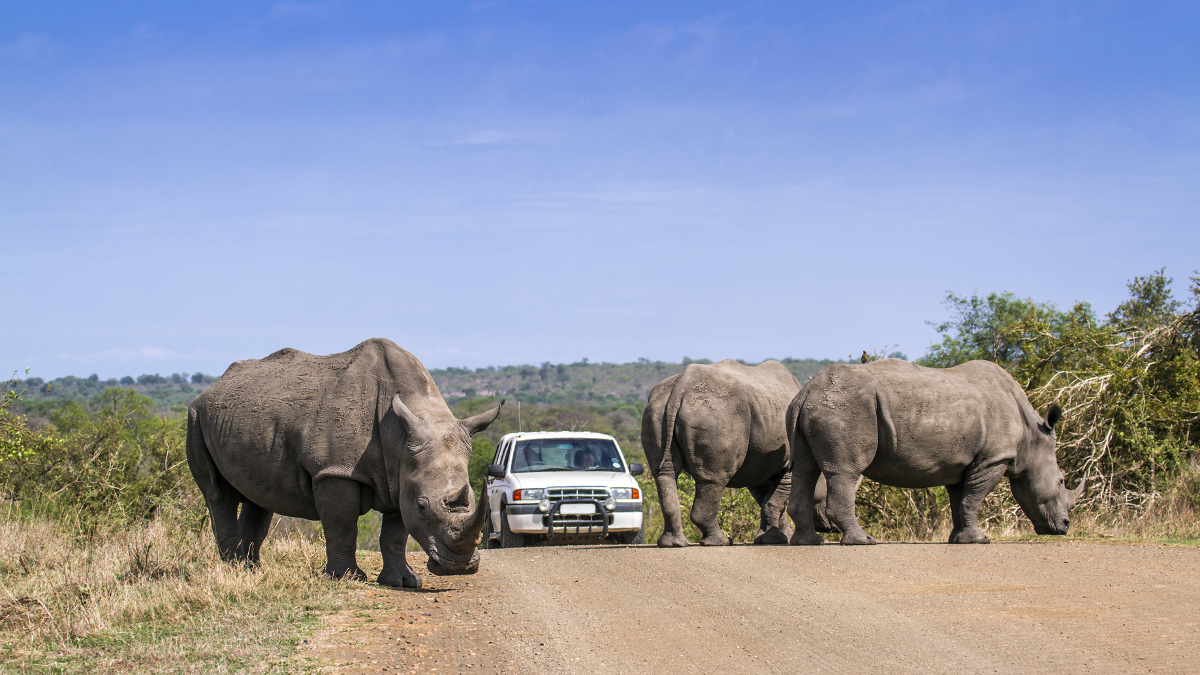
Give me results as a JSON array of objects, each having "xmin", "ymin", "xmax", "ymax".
[{"xmin": 511, "ymin": 471, "xmax": 638, "ymax": 490}]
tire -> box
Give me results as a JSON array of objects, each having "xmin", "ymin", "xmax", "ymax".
[
  {"xmin": 631, "ymin": 523, "xmax": 646, "ymax": 545},
  {"xmin": 482, "ymin": 501, "xmax": 497, "ymax": 550},
  {"xmin": 500, "ymin": 504, "xmax": 524, "ymax": 548}
]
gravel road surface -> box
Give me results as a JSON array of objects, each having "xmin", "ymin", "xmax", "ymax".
[{"xmin": 302, "ymin": 540, "xmax": 1200, "ymax": 674}]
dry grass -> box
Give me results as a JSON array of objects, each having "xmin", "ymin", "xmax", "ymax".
[{"xmin": 0, "ymin": 507, "xmax": 349, "ymax": 674}]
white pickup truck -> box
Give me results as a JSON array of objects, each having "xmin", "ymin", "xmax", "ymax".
[{"xmin": 482, "ymin": 431, "xmax": 645, "ymax": 547}]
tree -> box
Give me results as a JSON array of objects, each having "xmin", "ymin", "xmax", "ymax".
[
  {"xmin": 920, "ymin": 291, "xmax": 1065, "ymax": 370},
  {"xmin": 1107, "ymin": 268, "xmax": 1181, "ymax": 330}
]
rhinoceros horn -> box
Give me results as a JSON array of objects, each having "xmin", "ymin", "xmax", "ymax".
[
  {"xmin": 460, "ymin": 399, "xmax": 505, "ymax": 436},
  {"xmin": 391, "ymin": 394, "xmax": 424, "ymax": 434},
  {"xmin": 1069, "ymin": 472, "xmax": 1087, "ymax": 505},
  {"xmin": 443, "ymin": 484, "xmax": 488, "ymax": 552},
  {"xmin": 463, "ymin": 487, "xmax": 488, "ymax": 543}
]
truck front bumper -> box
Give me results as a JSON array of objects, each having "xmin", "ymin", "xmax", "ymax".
[{"xmin": 506, "ymin": 501, "xmax": 643, "ymax": 535}]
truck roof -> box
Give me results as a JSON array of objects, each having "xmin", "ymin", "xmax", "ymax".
[{"xmin": 498, "ymin": 430, "xmax": 618, "ymax": 443}]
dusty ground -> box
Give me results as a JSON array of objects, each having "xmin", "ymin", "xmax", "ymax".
[{"xmin": 299, "ymin": 540, "xmax": 1200, "ymax": 674}]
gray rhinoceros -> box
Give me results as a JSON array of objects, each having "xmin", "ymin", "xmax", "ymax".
[
  {"xmin": 786, "ymin": 359, "xmax": 1084, "ymax": 546},
  {"xmin": 642, "ymin": 359, "xmax": 833, "ymax": 547},
  {"xmin": 186, "ymin": 338, "xmax": 503, "ymax": 586}
]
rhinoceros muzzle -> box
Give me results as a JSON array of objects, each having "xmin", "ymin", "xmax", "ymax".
[
  {"xmin": 1032, "ymin": 519, "xmax": 1069, "ymax": 535},
  {"xmin": 425, "ymin": 537, "xmax": 481, "ymax": 576}
]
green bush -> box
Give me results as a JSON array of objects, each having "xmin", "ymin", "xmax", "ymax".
[{"xmin": 0, "ymin": 386, "xmax": 195, "ymax": 531}]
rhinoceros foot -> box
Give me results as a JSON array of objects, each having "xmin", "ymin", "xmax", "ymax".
[
  {"xmin": 949, "ymin": 527, "xmax": 990, "ymax": 544},
  {"xmin": 839, "ymin": 531, "xmax": 877, "ymax": 546},
  {"xmin": 324, "ymin": 565, "xmax": 369, "ymax": 582},
  {"xmin": 790, "ymin": 531, "xmax": 824, "ymax": 546},
  {"xmin": 754, "ymin": 527, "xmax": 789, "ymax": 545},
  {"xmin": 377, "ymin": 568, "xmax": 423, "ymax": 588},
  {"xmin": 657, "ymin": 532, "xmax": 689, "ymax": 548},
  {"xmin": 700, "ymin": 532, "xmax": 732, "ymax": 546}
]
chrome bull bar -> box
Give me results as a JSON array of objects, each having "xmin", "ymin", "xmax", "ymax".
[{"xmin": 544, "ymin": 498, "xmax": 610, "ymax": 538}]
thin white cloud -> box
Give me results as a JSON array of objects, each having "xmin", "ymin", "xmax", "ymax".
[
  {"xmin": 2, "ymin": 33, "xmax": 62, "ymax": 62},
  {"xmin": 628, "ymin": 13, "xmax": 732, "ymax": 51}
]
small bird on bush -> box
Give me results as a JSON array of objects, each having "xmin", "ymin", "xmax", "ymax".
[{"xmin": 861, "ymin": 350, "xmax": 870, "ymax": 363}]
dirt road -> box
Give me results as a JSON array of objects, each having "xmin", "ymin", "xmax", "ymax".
[{"xmin": 302, "ymin": 540, "xmax": 1200, "ymax": 674}]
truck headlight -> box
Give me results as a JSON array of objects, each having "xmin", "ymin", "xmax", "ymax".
[
  {"xmin": 605, "ymin": 497, "xmax": 616, "ymax": 511},
  {"xmin": 513, "ymin": 489, "xmax": 543, "ymax": 501},
  {"xmin": 538, "ymin": 499, "xmax": 551, "ymax": 513},
  {"xmin": 610, "ymin": 488, "xmax": 633, "ymax": 500}
]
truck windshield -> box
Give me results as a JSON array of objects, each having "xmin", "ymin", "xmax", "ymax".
[{"xmin": 511, "ymin": 438, "xmax": 625, "ymax": 473}]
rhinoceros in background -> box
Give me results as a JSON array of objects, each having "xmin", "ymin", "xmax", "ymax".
[
  {"xmin": 643, "ymin": 359, "xmax": 837, "ymax": 547},
  {"xmin": 787, "ymin": 359, "xmax": 1083, "ymax": 546},
  {"xmin": 186, "ymin": 338, "xmax": 503, "ymax": 587}
]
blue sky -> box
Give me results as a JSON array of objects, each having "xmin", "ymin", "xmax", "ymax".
[{"xmin": 2, "ymin": 2, "xmax": 1198, "ymax": 379}]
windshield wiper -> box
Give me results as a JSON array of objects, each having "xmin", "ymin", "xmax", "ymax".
[{"xmin": 530, "ymin": 467, "xmax": 573, "ymax": 472}]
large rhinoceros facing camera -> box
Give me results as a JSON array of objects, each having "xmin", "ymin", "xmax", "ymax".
[
  {"xmin": 186, "ymin": 338, "xmax": 502, "ymax": 586},
  {"xmin": 786, "ymin": 359, "xmax": 1083, "ymax": 546}
]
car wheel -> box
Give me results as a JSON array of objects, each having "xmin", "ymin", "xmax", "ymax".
[
  {"xmin": 500, "ymin": 504, "xmax": 524, "ymax": 548},
  {"xmin": 631, "ymin": 522, "xmax": 646, "ymax": 545},
  {"xmin": 482, "ymin": 501, "xmax": 497, "ymax": 550}
]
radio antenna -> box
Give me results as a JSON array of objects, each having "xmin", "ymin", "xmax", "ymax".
[{"xmin": 518, "ymin": 400, "xmax": 522, "ymax": 432}]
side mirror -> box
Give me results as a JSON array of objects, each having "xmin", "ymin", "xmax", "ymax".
[
  {"xmin": 487, "ymin": 464, "xmax": 506, "ymax": 479},
  {"xmin": 629, "ymin": 462, "xmax": 644, "ymax": 476}
]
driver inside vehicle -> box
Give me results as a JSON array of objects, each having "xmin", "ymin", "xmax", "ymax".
[
  {"xmin": 573, "ymin": 448, "xmax": 598, "ymax": 470},
  {"xmin": 522, "ymin": 446, "xmax": 542, "ymax": 468}
]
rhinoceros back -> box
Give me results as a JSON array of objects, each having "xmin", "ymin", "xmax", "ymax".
[{"xmin": 190, "ymin": 338, "xmax": 439, "ymax": 517}]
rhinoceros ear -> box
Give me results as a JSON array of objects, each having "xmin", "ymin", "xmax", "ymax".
[
  {"xmin": 461, "ymin": 399, "xmax": 505, "ymax": 436},
  {"xmin": 1044, "ymin": 403, "xmax": 1063, "ymax": 431},
  {"xmin": 391, "ymin": 394, "xmax": 423, "ymax": 433}
]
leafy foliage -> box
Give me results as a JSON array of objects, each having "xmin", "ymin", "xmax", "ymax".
[{"xmin": 0, "ymin": 386, "xmax": 194, "ymax": 530}]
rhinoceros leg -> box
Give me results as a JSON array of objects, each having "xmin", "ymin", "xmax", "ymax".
[
  {"xmin": 750, "ymin": 471, "xmax": 792, "ymax": 545},
  {"xmin": 787, "ymin": 441, "xmax": 825, "ymax": 546},
  {"xmin": 825, "ymin": 472, "xmax": 876, "ymax": 545},
  {"xmin": 690, "ymin": 480, "xmax": 732, "ymax": 546},
  {"xmin": 234, "ymin": 501, "xmax": 274, "ymax": 565},
  {"xmin": 377, "ymin": 511, "xmax": 422, "ymax": 588},
  {"xmin": 654, "ymin": 455, "xmax": 690, "ymax": 548},
  {"xmin": 314, "ymin": 478, "xmax": 368, "ymax": 581},
  {"xmin": 203, "ymin": 487, "xmax": 244, "ymax": 562},
  {"xmin": 947, "ymin": 461, "xmax": 1008, "ymax": 544}
]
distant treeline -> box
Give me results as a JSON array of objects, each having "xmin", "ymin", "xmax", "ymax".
[
  {"xmin": 429, "ymin": 356, "xmax": 859, "ymax": 410},
  {"xmin": 6, "ymin": 357, "xmax": 853, "ymax": 420},
  {"xmin": 6, "ymin": 372, "xmax": 219, "ymax": 419}
]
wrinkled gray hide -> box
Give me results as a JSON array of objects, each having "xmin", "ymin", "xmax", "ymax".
[
  {"xmin": 641, "ymin": 360, "xmax": 834, "ymax": 547},
  {"xmin": 786, "ymin": 359, "xmax": 1083, "ymax": 546},
  {"xmin": 186, "ymin": 338, "xmax": 502, "ymax": 587}
]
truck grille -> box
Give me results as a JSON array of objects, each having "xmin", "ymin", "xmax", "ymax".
[{"xmin": 546, "ymin": 487, "xmax": 608, "ymax": 500}]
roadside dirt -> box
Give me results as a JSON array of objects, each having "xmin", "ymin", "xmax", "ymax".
[{"xmin": 300, "ymin": 541, "xmax": 1200, "ymax": 674}]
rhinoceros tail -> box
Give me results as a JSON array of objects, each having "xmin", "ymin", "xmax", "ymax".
[
  {"xmin": 186, "ymin": 404, "xmax": 223, "ymax": 499},
  {"xmin": 786, "ymin": 386, "xmax": 810, "ymax": 472},
  {"xmin": 655, "ymin": 374, "xmax": 689, "ymax": 477}
]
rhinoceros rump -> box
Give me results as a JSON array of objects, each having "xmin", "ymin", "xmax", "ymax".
[
  {"xmin": 186, "ymin": 339, "xmax": 502, "ymax": 586},
  {"xmin": 786, "ymin": 359, "xmax": 1083, "ymax": 546},
  {"xmin": 642, "ymin": 359, "xmax": 838, "ymax": 547}
]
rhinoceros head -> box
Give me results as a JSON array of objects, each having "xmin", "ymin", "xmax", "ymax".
[
  {"xmin": 387, "ymin": 394, "xmax": 503, "ymax": 576},
  {"xmin": 1008, "ymin": 403, "xmax": 1085, "ymax": 535}
]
